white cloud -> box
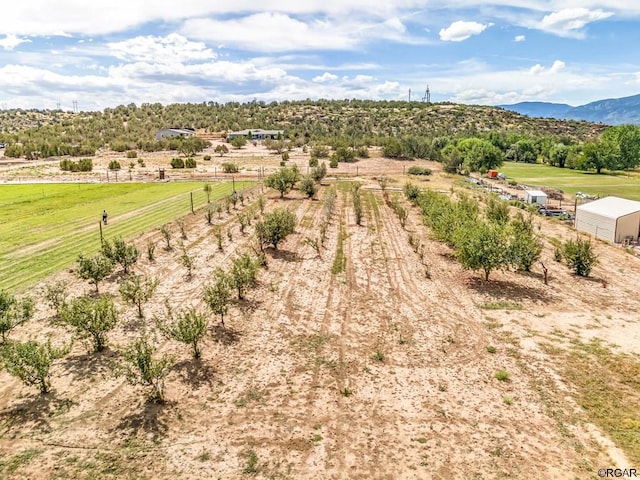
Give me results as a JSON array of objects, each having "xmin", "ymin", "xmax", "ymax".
[
  {"xmin": 530, "ymin": 60, "xmax": 565, "ymax": 75},
  {"xmin": 514, "ymin": 35, "xmax": 526, "ymax": 42},
  {"xmin": 107, "ymin": 34, "xmax": 216, "ymax": 64},
  {"xmin": 182, "ymin": 13, "xmax": 415, "ymax": 53},
  {"xmin": 439, "ymin": 21, "xmax": 489, "ymax": 42},
  {"xmin": 313, "ymin": 72, "xmax": 339, "ymax": 83},
  {"xmin": 538, "ymin": 8, "xmax": 613, "ymax": 37},
  {"xmin": 0, "ymin": 34, "xmax": 30, "ymax": 50}
]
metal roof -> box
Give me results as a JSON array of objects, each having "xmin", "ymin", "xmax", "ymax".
[
  {"xmin": 525, "ymin": 190, "xmax": 547, "ymax": 197},
  {"xmin": 577, "ymin": 196, "xmax": 640, "ymax": 219}
]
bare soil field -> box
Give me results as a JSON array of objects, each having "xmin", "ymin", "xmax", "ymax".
[{"xmin": 0, "ymin": 150, "xmax": 639, "ymax": 479}]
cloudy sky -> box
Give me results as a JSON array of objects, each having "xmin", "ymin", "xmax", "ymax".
[{"xmin": 0, "ymin": 1, "xmax": 639, "ymax": 111}]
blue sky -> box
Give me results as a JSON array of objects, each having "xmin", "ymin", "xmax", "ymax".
[{"xmin": 0, "ymin": 1, "xmax": 639, "ymax": 111}]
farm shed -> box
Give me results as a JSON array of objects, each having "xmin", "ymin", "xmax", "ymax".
[
  {"xmin": 524, "ymin": 190, "xmax": 548, "ymax": 205},
  {"xmin": 155, "ymin": 128, "xmax": 195, "ymax": 140},
  {"xmin": 575, "ymin": 196, "xmax": 640, "ymax": 243}
]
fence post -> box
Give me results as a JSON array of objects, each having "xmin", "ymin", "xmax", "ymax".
[
  {"xmin": 190, "ymin": 192, "xmax": 194, "ymax": 214},
  {"xmin": 99, "ymin": 221, "xmax": 103, "ymax": 245}
]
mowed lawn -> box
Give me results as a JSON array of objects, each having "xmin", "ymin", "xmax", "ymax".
[
  {"xmin": 498, "ymin": 163, "xmax": 640, "ymax": 200},
  {"xmin": 0, "ymin": 181, "xmax": 253, "ymax": 292}
]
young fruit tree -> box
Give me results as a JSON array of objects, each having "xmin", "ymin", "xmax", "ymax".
[
  {"xmin": 254, "ymin": 207, "xmax": 296, "ymax": 250},
  {"xmin": 506, "ymin": 213, "xmax": 543, "ymax": 272},
  {"xmin": 563, "ymin": 237, "xmax": 598, "ymax": 276},
  {"xmin": 117, "ymin": 333, "xmax": 173, "ymax": 403},
  {"xmin": 102, "ymin": 236, "xmax": 139, "ymax": 274},
  {"xmin": 158, "ymin": 305, "xmax": 208, "ymax": 359},
  {"xmin": 76, "ymin": 254, "xmax": 114, "ymax": 293},
  {"xmin": 229, "ymin": 254, "xmax": 260, "ymax": 300},
  {"xmin": 264, "ymin": 166, "xmax": 300, "ymax": 198},
  {"xmin": 0, "ymin": 290, "xmax": 34, "ymax": 342},
  {"xmin": 60, "ymin": 294, "xmax": 119, "ymax": 353},
  {"xmin": 299, "ymin": 175, "xmax": 317, "ymax": 199},
  {"xmin": 454, "ymin": 220, "xmax": 508, "ymax": 281},
  {"xmin": 119, "ymin": 275, "xmax": 159, "ymax": 318},
  {"xmin": 203, "ymin": 269, "xmax": 232, "ymax": 326},
  {"xmin": 0, "ymin": 339, "xmax": 70, "ymax": 394}
]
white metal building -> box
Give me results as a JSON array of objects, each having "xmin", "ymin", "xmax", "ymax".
[
  {"xmin": 524, "ymin": 190, "xmax": 548, "ymax": 205},
  {"xmin": 575, "ymin": 196, "xmax": 640, "ymax": 243}
]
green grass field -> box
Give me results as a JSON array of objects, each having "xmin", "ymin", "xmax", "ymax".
[
  {"xmin": 0, "ymin": 181, "xmax": 253, "ymax": 292},
  {"xmin": 498, "ymin": 163, "xmax": 640, "ymax": 200}
]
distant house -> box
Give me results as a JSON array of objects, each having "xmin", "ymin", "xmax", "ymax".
[
  {"xmin": 575, "ymin": 196, "xmax": 640, "ymax": 243},
  {"xmin": 227, "ymin": 129, "xmax": 284, "ymax": 141},
  {"xmin": 524, "ymin": 190, "xmax": 548, "ymax": 205},
  {"xmin": 155, "ymin": 128, "xmax": 196, "ymax": 141}
]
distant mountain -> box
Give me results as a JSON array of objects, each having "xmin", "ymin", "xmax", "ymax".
[
  {"xmin": 500, "ymin": 93, "xmax": 640, "ymax": 125},
  {"xmin": 498, "ymin": 101, "xmax": 572, "ymax": 120}
]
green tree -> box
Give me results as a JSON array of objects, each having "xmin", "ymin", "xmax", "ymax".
[
  {"xmin": 76, "ymin": 254, "xmax": 114, "ymax": 293},
  {"xmin": 457, "ymin": 137, "xmax": 504, "ymax": 172},
  {"xmin": 505, "ymin": 139, "xmax": 538, "ymax": 163},
  {"xmin": 119, "ymin": 275, "xmax": 158, "ymax": 318},
  {"xmin": 454, "ymin": 220, "xmax": 508, "ymax": 281},
  {"xmin": 264, "ymin": 166, "xmax": 300, "ymax": 198},
  {"xmin": 203, "ymin": 269, "xmax": 232, "ymax": 326},
  {"xmin": 507, "ymin": 213, "xmax": 543, "ymax": 271},
  {"xmin": 563, "ymin": 237, "xmax": 598, "ymax": 276},
  {"xmin": 230, "ymin": 136, "xmax": 247, "ymax": 149},
  {"xmin": 299, "ymin": 175, "xmax": 317, "ymax": 198},
  {"xmin": 118, "ymin": 333, "xmax": 173, "ymax": 402},
  {"xmin": 214, "ymin": 144, "xmax": 229, "ymax": 156},
  {"xmin": 229, "ymin": 254, "xmax": 260, "ymax": 300},
  {"xmin": 255, "ymin": 207, "xmax": 296, "ymax": 250},
  {"xmin": 102, "ymin": 236, "xmax": 139, "ymax": 274},
  {"xmin": 0, "ymin": 290, "xmax": 34, "ymax": 342},
  {"xmin": 548, "ymin": 143, "xmax": 570, "ymax": 168},
  {"xmin": 485, "ymin": 196, "xmax": 510, "ymax": 226},
  {"xmin": 61, "ymin": 294, "xmax": 118, "ymax": 352},
  {"xmin": 158, "ymin": 305, "xmax": 208, "ymax": 359},
  {"xmin": 311, "ymin": 162, "xmax": 327, "ymax": 182},
  {"xmin": 0, "ymin": 339, "xmax": 70, "ymax": 394},
  {"xmin": 602, "ymin": 124, "xmax": 640, "ymax": 170},
  {"xmin": 178, "ymin": 136, "xmax": 210, "ymax": 157},
  {"xmin": 582, "ymin": 140, "xmax": 616, "ymax": 174}
]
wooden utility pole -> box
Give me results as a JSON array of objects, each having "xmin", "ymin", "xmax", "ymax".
[{"xmin": 99, "ymin": 221, "xmax": 104, "ymax": 245}]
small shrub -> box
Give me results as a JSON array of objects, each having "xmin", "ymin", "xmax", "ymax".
[
  {"xmin": 221, "ymin": 162, "xmax": 239, "ymax": 173},
  {"xmin": 146, "ymin": 241, "xmax": 156, "ymax": 261},
  {"xmin": 158, "ymin": 304, "xmax": 208, "ymax": 359},
  {"xmin": 171, "ymin": 157, "xmax": 185, "ymax": 169},
  {"xmin": 203, "ymin": 155, "xmax": 212, "ymax": 161},
  {"xmin": 185, "ymin": 157, "xmax": 196, "ymax": 168},
  {"xmin": 340, "ymin": 387, "xmax": 353, "ymax": 397},
  {"xmin": 119, "ymin": 275, "xmax": 158, "ymax": 318},
  {"xmin": 108, "ymin": 160, "xmax": 121, "ymax": 171},
  {"xmin": 486, "ymin": 345, "xmax": 497, "ymax": 354},
  {"xmin": 407, "ymin": 166, "xmax": 432, "ymax": 176},
  {"xmin": 126, "ymin": 150, "xmax": 137, "ymax": 159},
  {"xmin": 372, "ymin": 350, "xmax": 385, "ymax": 362},
  {"xmin": 309, "ymin": 157, "xmax": 319, "ymax": 167},
  {"xmin": 494, "ymin": 370, "xmax": 510, "ymax": 382},
  {"xmin": 503, "ymin": 396, "xmax": 513, "ymax": 405},
  {"xmin": 329, "ymin": 158, "xmax": 338, "ymax": 168}
]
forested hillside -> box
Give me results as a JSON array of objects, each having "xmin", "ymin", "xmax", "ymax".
[{"xmin": 0, "ymin": 100, "xmax": 604, "ymax": 159}]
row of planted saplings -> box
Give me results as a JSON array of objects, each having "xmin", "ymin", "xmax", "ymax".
[{"xmin": 0, "ymin": 205, "xmax": 298, "ymax": 403}]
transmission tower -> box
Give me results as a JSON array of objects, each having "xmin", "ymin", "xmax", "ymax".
[
  {"xmin": 72, "ymin": 100, "xmax": 78, "ymax": 113},
  {"xmin": 422, "ymin": 85, "xmax": 431, "ymax": 103}
]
